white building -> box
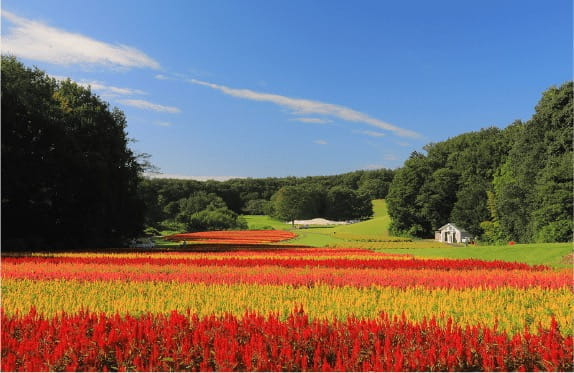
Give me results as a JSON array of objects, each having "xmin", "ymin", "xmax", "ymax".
[{"xmin": 435, "ymin": 223, "xmax": 473, "ymax": 244}]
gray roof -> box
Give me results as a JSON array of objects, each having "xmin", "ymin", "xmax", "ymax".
[{"xmin": 436, "ymin": 223, "xmax": 469, "ymax": 233}]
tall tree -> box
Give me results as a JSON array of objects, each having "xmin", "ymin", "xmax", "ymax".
[
  {"xmin": 493, "ymin": 81, "xmax": 573, "ymax": 242},
  {"xmin": 271, "ymin": 186, "xmax": 319, "ymax": 226},
  {"xmin": 1, "ymin": 57, "xmax": 145, "ymax": 249},
  {"xmin": 324, "ymin": 186, "xmax": 373, "ymax": 221}
]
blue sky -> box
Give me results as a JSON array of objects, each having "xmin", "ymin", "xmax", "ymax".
[{"xmin": 2, "ymin": 0, "xmax": 572, "ymax": 179}]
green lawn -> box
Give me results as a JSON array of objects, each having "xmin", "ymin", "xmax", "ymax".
[
  {"xmin": 243, "ymin": 215, "xmax": 292, "ymax": 230},
  {"xmin": 332, "ymin": 199, "xmax": 391, "ymax": 236},
  {"xmin": 375, "ymin": 242, "xmax": 572, "ymax": 268}
]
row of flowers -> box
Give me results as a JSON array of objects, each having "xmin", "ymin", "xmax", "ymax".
[
  {"xmin": 165, "ymin": 230, "xmax": 297, "ymax": 244},
  {"xmin": 3, "ymin": 262, "xmax": 570, "ymax": 289},
  {"xmin": 3, "ymin": 280, "xmax": 571, "ymax": 335},
  {"xmin": 2, "ymin": 308, "xmax": 572, "ymax": 372},
  {"xmin": 4, "ymin": 255, "xmax": 549, "ymax": 271}
]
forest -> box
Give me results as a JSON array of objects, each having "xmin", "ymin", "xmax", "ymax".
[
  {"xmin": 2, "ymin": 56, "xmax": 571, "ymax": 249},
  {"xmin": 387, "ymin": 81, "xmax": 573, "ymax": 243}
]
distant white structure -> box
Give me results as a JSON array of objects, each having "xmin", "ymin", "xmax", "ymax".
[
  {"xmin": 291, "ymin": 218, "xmax": 349, "ymax": 227},
  {"xmin": 435, "ymin": 223, "xmax": 472, "ymax": 244}
]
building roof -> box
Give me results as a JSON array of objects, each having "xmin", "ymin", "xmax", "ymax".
[{"xmin": 436, "ymin": 223, "xmax": 469, "ymax": 233}]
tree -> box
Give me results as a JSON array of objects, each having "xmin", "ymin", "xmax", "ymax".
[
  {"xmin": 271, "ymin": 186, "xmax": 319, "ymax": 226},
  {"xmin": 387, "ymin": 152, "xmax": 432, "ymax": 236},
  {"xmin": 417, "ymin": 168, "xmax": 459, "ymax": 231},
  {"xmin": 325, "ymin": 186, "xmax": 373, "ymax": 221},
  {"xmin": 171, "ymin": 191, "xmax": 226, "ymax": 228},
  {"xmin": 243, "ymin": 199, "xmax": 272, "ymax": 215},
  {"xmin": 1, "ymin": 56, "xmax": 146, "ymax": 249},
  {"xmin": 187, "ymin": 205, "xmax": 247, "ymax": 231},
  {"xmin": 493, "ymin": 81, "xmax": 573, "ymax": 242}
]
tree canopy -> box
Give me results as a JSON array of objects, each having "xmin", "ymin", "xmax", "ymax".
[
  {"xmin": 139, "ymin": 169, "xmax": 387, "ymax": 231},
  {"xmin": 387, "ymin": 81, "xmax": 573, "ymax": 243},
  {"xmin": 1, "ymin": 56, "xmax": 146, "ymax": 249}
]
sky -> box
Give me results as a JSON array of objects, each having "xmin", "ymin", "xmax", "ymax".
[{"xmin": 2, "ymin": 0, "xmax": 572, "ymax": 179}]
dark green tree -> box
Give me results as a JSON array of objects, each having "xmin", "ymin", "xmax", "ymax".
[
  {"xmin": 387, "ymin": 152, "xmax": 432, "ymax": 236},
  {"xmin": 187, "ymin": 205, "xmax": 247, "ymax": 231},
  {"xmin": 325, "ymin": 186, "xmax": 373, "ymax": 221},
  {"xmin": 493, "ymin": 81, "xmax": 573, "ymax": 242},
  {"xmin": 1, "ymin": 56, "xmax": 146, "ymax": 249},
  {"xmin": 271, "ymin": 185, "xmax": 319, "ymax": 226}
]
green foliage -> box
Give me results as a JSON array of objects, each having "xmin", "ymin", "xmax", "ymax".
[
  {"xmin": 143, "ymin": 227, "xmax": 161, "ymax": 237},
  {"xmin": 271, "ymin": 185, "xmax": 320, "ymax": 225},
  {"xmin": 325, "ymin": 186, "xmax": 373, "ymax": 221},
  {"xmin": 387, "ymin": 81, "xmax": 573, "ymax": 243},
  {"xmin": 187, "ymin": 205, "xmax": 247, "ymax": 231},
  {"xmin": 138, "ymin": 168, "xmax": 395, "ymax": 229},
  {"xmin": 242, "ymin": 199, "xmax": 272, "ymax": 215},
  {"xmin": 1, "ymin": 56, "xmax": 145, "ymax": 249},
  {"xmin": 175, "ymin": 191, "xmax": 226, "ymax": 224},
  {"xmin": 493, "ymin": 81, "xmax": 573, "ymax": 242},
  {"xmin": 387, "ymin": 152, "xmax": 432, "ymax": 236}
]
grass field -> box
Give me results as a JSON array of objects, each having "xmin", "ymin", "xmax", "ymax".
[
  {"xmin": 242, "ymin": 199, "xmax": 573, "ymax": 268},
  {"xmin": 375, "ymin": 242, "xmax": 573, "ymax": 268},
  {"xmin": 244, "ymin": 200, "xmax": 398, "ymax": 247}
]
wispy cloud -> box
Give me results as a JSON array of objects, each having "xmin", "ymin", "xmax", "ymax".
[
  {"xmin": 189, "ymin": 79, "xmax": 420, "ymax": 138},
  {"xmin": 50, "ymin": 75, "xmax": 146, "ymax": 98},
  {"xmin": 354, "ymin": 130, "xmax": 385, "ymax": 137},
  {"xmin": 290, "ymin": 117, "xmax": 332, "ymax": 124},
  {"xmin": 154, "ymin": 74, "xmax": 171, "ymax": 80},
  {"xmin": 1, "ymin": 11, "xmax": 160, "ymax": 69},
  {"xmin": 314, "ymin": 139, "xmax": 328, "ymax": 145},
  {"xmin": 117, "ymin": 99, "xmax": 181, "ymax": 113},
  {"xmin": 81, "ymin": 81, "xmax": 146, "ymax": 97}
]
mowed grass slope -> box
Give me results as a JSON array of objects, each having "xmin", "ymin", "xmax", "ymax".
[
  {"xmin": 249, "ymin": 200, "xmax": 392, "ymax": 246},
  {"xmin": 332, "ymin": 199, "xmax": 391, "ymax": 236}
]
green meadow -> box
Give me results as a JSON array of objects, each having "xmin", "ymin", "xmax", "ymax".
[{"xmin": 243, "ymin": 199, "xmax": 572, "ymax": 268}]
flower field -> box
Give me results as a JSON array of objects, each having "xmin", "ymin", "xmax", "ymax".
[
  {"xmin": 2, "ymin": 242, "xmax": 573, "ymax": 371},
  {"xmin": 165, "ymin": 230, "xmax": 297, "ymax": 244}
]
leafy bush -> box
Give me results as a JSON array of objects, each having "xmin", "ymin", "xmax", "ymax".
[{"xmin": 187, "ymin": 206, "xmax": 247, "ymax": 231}]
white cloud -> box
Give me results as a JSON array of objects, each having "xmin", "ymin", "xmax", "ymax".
[
  {"xmin": 395, "ymin": 141, "xmax": 411, "ymax": 147},
  {"xmin": 290, "ymin": 117, "xmax": 332, "ymax": 124},
  {"xmin": 154, "ymin": 74, "xmax": 171, "ymax": 80},
  {"xmin": 80, "ymin": 80, "xmax": 146, "ymax": 97},
  {"xmin": 189, "ymin": 79, "xmax": 421, "ymax": 138},
  {"xmin": 49, "ymin": 75, "xmax": 147, "ymax": 98},
  {"xmin": 143, "ymin": 173, "xmax": 239, "ymax": 181},
  {"xmin": 354, "ymin": 130, "xmax": 385, "ymax": 137},
  {"xmin": 117, "ymin": 99, "xmax": 181, "ymax": 113},
  {"xmin": 1, "ymin": 11, "xmax": 160, "ymax": 69},
  {"xmin": 314, "ymin": 139, "xmax": 328, "ymax": 145}
]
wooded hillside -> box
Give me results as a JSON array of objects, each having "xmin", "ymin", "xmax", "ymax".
[{"xmin": 387, "ymin": 81, "xmax": 573, "ymax": 243}]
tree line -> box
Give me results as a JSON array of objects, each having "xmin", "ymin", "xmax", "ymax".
[
  {"xmin": 139, "ymin": 169, "xmax": 392, "ymax": 232},
  {"xmin": 387, "ymin": 81, "xmax": 573, "ymax": 243}
]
